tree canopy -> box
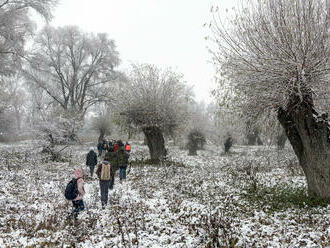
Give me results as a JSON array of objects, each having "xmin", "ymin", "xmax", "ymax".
[{"xmin": 24, "ymin": 25, "xmax": 120, "ymax": 117}]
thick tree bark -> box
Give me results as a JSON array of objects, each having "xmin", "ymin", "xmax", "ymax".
[
  {"xmin": 143, "ymin": 136, "xmax": 148, "ymax": 146},
  {"xmin": 278, "ymin": 96, "xmax": 330, "ymax": 200},
  {"xmin": 188, "ymin": 141, "xmax": 197, "ymax": 156},
  {"xmin": 143, "ymin": 126, "xmax": 166, "ymax": 162}
]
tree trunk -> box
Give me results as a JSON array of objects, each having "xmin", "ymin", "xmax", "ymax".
[
  {"xmin": 247, "ymin": 133, "xmax": 257, "ymax": 145},
  {"xmin": 98, "ymin": 130, "xmax": 105, "ymax": 143},
  {"xmin": 188, "ymin": 142, "xmax": 197, "ymax": 156},
  {"xmin": 278, "ymin": 96, "xmax": 330, "ymax": 200},
  {"xmin": 143, "ymin": 136, "xmax": 148, "ymax": 145},
  {"xmin": 276, "ymin": 127, "xmax": 287, "ymax": 150},
  {"xmin": 15, "ymin": 109, "xmax": 21, "ymax": 131},
  {"xmin": 143, "ymin": 126, "xmax": 166, "ymax": 162}
]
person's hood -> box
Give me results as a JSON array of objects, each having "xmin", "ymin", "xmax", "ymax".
[{"xmin": 74, "ymin": 168, "xmax": 84, "ymax": 178}]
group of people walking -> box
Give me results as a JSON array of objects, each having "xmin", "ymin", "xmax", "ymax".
[
  {"xmin": 68, "ymin": 139, "xmax": 131, "ymax": 218},
  {"xmin": 97, "ymin": 139, "xmax": 131, "ymax": 158}
]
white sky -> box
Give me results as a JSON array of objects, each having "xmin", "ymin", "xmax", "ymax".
[{"xmin": 43, "ymin": 0, "xmax": 235, "ymax": 103}]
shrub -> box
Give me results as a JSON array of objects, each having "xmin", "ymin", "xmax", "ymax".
[
  {"xmin": 187, "ymin": 129, "xmax": 206, "ymax": 155},
  {"xmin": 242, "ymin": 183, "xmax": 328, "ymax": 212}
]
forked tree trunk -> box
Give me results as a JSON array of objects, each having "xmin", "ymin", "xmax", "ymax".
[
  {"xmin": 278, "ymin": 96, "xmax": 330, "ymax": 200},
  {"xmin": 143, "ymin": 126, "xmax": 166, "ymax": 162}
]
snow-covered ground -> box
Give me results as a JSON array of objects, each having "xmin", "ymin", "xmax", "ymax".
[{"xmin": 0, "ymin": 140, "xmax": 329, "ymax": 247}]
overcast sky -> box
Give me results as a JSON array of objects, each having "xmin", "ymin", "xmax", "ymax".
[{"xmin": 46, "ymin": 0, "xmax": 235, "ymax": 103}]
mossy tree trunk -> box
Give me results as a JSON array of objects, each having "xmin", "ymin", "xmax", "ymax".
[
  {"xmin": 278, "ymin": 95, "xmax": 330, "ymax": 200},
  {"xmin": 143, "ymin": 126, "xmax": 166, "ymax": 162}
]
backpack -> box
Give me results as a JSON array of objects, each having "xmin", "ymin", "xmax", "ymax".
[
  {"xmin": 64, "ymin": 178, "xmax": 80, "ymax": 200},
  {"xmin": 125, "ymin": 144, "xmax": 131, "ymax": 152},
  {"xmin": 100, "ymin": 163, "xmax": 111, "ymax": 180}
]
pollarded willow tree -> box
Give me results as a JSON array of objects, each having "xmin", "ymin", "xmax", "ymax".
[
  {"xmin": 114, "ymin": 64, "xmax": 192, "ymax": 162},
  {"xmin": 24, "ymin": 25, "xmax": 120, "ymax": 118},
  {"xmin": 211, "ymin": 0, "xmax": 330, "ymax": 199}
]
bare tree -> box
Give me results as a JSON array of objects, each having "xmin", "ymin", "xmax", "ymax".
[
  {"xmin": 3, "ymin": 75, "xmax": 26, "ymax": 131},
  {"xmin": 0, "ymin": 0, "xmax": 57, "ymax": 75},
  {"xmin": 211, "ymin": 0, "xmax": 330, "ymax": 199},
  {"xmin": 115, "ymin": 64, "xmax": 192, "ymax": 162},
  {"xmin": 24, "ymin": 25, "xmax": 120, "ymax": 117}
]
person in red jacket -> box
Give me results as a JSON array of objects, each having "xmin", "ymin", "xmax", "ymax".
[
  {"xmin": 125, "ymin": 141, "xmax": 131, "ymax": 153},
  {"xmin": 113, "ymin": 141, "xmax": 119, "ymax": 152}
]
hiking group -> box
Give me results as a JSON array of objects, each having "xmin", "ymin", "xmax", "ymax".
[{"xmin": 65, "ymin": 139, "xmax": 131, "ymax": 218}]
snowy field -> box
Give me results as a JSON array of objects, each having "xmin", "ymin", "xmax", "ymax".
[{"xmin": 0, "ymin": 140, "xmax": 330, "ymax": 247}]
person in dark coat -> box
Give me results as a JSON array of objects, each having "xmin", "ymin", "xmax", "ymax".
[
  {"xmin": 97, "ymin": 141, "xmax": 103, "ymax": 157},
  {"xmin": 86, "ymin": 147, "xmax": 98, "ymax": 177},
  {"xmin": 113, "ymin": 141, "xmax": 119, "ymax": 153},
  {"xmin": 117, "ymin": 140, "xmax": 130, "ymax": 181}
]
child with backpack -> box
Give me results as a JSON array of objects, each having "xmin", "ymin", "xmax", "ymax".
[
  {"xmin": 96, "ymin": 155, "xmax": 112, "ymax": 209},
  {"xmin": 65, "ymin": 168, "xmax": 85, "ymax": 218}
]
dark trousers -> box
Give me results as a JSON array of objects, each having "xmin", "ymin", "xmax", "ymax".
[
  {"xmin": 99, "ymin": 180, "xmax": 110, "ymax": 205},
  {"xmin": 119, "ymin": 166, "xmax": 127, "ymax": 180},
  {"xmin": 72, "ymin": 200, "xmax": 85, "ymax": 217},
  {"xmin": 88, "ymin": 165, "xmax": 95, "ymax": 176}
]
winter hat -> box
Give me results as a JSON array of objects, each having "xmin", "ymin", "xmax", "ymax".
[
  {"xmin": 89, "ymin": 147, "xmax": 94, "ymax": 151},
  {"xmin": 117, "ymin": 140, "xmax": 124, "ymax": 147}
]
